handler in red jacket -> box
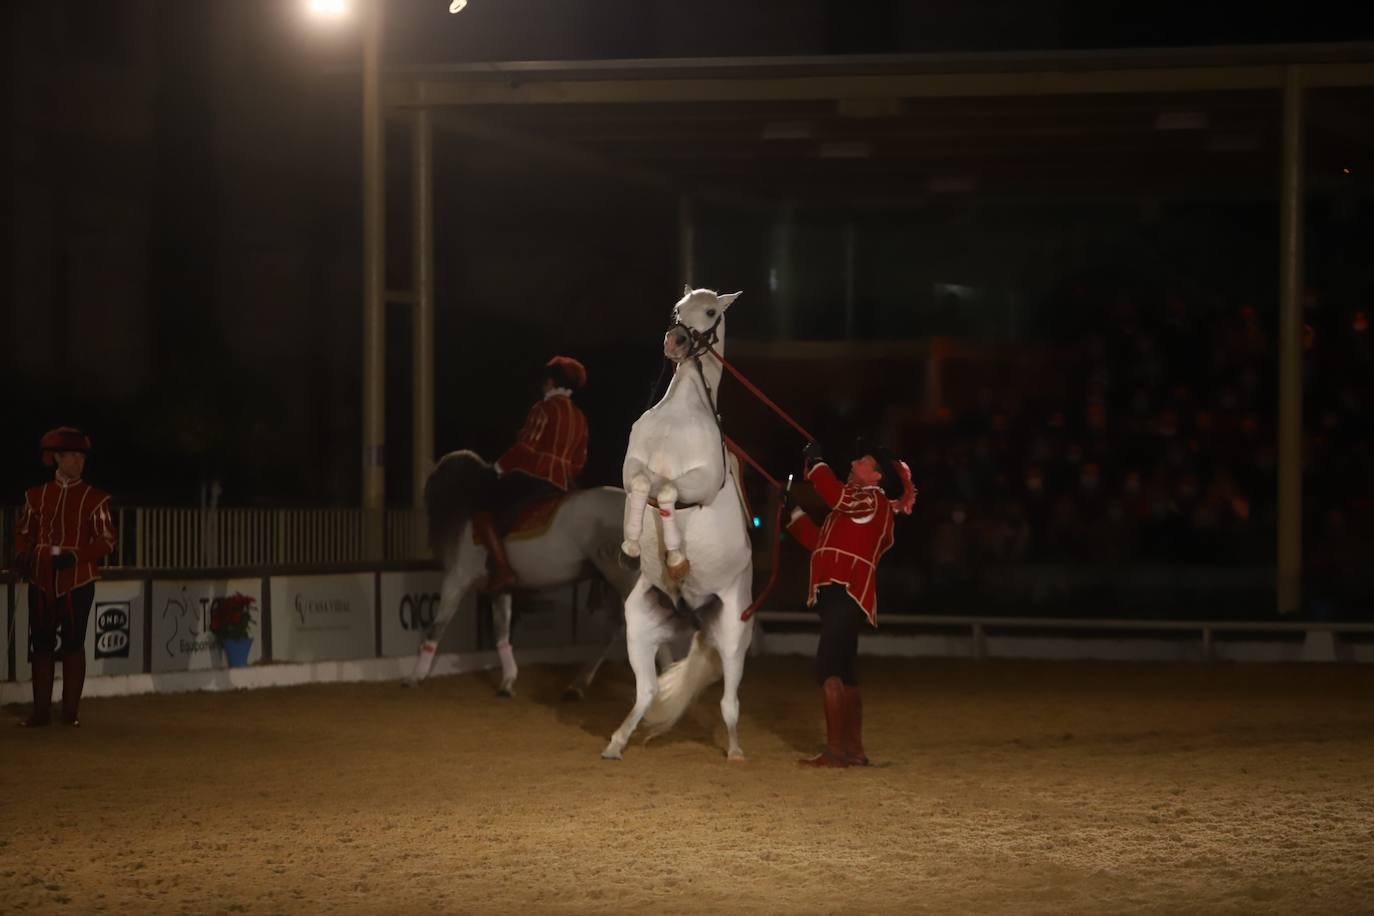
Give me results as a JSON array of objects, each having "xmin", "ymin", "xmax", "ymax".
[
  {"xmin": 785, "ymin": 438, "xmax": 916, "ymax": 767},
  {"xmin": 13, "ymin": 427, "xmax": 118, "ymax": 727},
  {"xmin": 475, "ymin": 356, "xmax": 589, "ymax": 591}
]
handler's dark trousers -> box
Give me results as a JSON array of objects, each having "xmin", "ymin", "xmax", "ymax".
[
  {"xmin": 27, "ymin": 581, "xmax": 94, "ymax": 726},
  {"xmin": 814, "ymin": 583, "xmax": 869, "ymax": 686}
]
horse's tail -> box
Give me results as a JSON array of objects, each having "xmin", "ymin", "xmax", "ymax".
[
  {"xmin": 642, "ymin": 631, "xmax": 723, "ymax": 738},
  {"xmin": 424, "ymin": 450, "xmax": 498, "ymax": 562}
]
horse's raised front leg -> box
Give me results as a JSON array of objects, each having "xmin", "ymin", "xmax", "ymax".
[
  {"xmin": 620, "ymin": 472, "xmax": 651, "ymax": 559},
  {"xmin": 602, "ymin": 582, "xmax": 669, "ymax": 759},
  {"xmin": 492, "ymin": 592, "xmax": 517, "ymax": 697},
  {"xmin": 656, "ymin": 465, "xmax": 719, "ymax": 581},
  {"xmin": 655, "ymin": 482, "xmax": 688, "ymax": 580}
]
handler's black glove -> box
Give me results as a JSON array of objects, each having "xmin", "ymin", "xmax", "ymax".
[
  {"xmin": 802, "ymin": 441, "xmax": 824, "ymax": 467},
  {"xmin": 53, "ymin": 552, "xmax": 77, "ymax": 570},
  {"xmin": 12, "ymin": 553, "xmax": 31, "ymax": 580}
]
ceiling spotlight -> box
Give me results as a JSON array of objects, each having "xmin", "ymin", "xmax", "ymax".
[
  {"xmin": 307, "ymin": 0, "xmax": 349, "ymax": 17},
  {"xmin": 450, "ymin": 0, "xmax": 468, "ymax": 11}
]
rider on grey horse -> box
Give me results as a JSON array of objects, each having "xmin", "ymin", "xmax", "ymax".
[{"xmin": 473, "ymin": 355, "xmax": 589, "ymax": 592}]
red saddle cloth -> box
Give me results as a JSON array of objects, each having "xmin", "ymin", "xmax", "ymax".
[{"xmin": 473, "ymin": 495, "xmax": 567, "ymax": 545}]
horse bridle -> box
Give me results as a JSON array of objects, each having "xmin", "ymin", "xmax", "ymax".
[{"xmin": 665, "ymin": 314, "xmax": 722, "ymax": 362}]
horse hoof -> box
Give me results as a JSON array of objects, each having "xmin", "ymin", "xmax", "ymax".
[
  {"xmin": 561, "ymin": 688, "xmax": 584, "ymax": 702},
  {"xmin": 620, "ymin": 539, "xmax": 640, "ymax": 558},
  {"xmin": 496, "ymin": 687, "xmax": 514, "ymax": 699},
  {"xmin": 601, "ymin": 749, "xmax": 623, "ymax": 760},
  {"xmin": 617, "ymin": 550, "xmax": 641, "ymax": 572},
  {"xmin": 667, "ymin": 557, "xmax": 690, "ymax": 581},
  {"xmin": 401, "ymin": 678, "xmax": 417, "ymax": 688},
  {"xmin": 727, "ymin": 753, "xmax": 747, "ymax": 764}
]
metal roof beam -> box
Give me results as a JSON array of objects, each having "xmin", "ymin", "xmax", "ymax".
[{"xmin": 387, "ymin": 63, "xmax": 1374, "ymax": 108}]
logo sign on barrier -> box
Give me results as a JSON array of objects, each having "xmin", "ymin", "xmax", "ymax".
[
  {"xmin": 12, "ymin": 581, "xmax": 145, "ymax": 680},
  {"xmin": 271, "ymin": 574, "xmax": 375, "ymax": 662},
  {"xmin": 379, "ymin": 571, "xmax": 475, "ymax": 657},
  {"xmin": 94, "ymin": 601, "xmax": 132, "ymax": 659},
  {"xmin": 150, "ymin": 580, "xmax": 262, "ymax": 673}
]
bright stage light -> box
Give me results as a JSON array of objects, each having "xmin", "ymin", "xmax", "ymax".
[
  {"xmin": 450, "ymin": 0, "xmax": 467, "ymax": 11},
  {"xmin": 307, "ymin": 0, "xmax": 349, "ymax": 18}
]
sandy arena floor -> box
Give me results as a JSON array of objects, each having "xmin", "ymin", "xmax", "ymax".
[{"xmin": 2, "ymin": 656, "xmax": 1373, "ymax": 915}]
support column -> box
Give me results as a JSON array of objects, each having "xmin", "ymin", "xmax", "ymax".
[
  {"xmin": 843, "ymin": 220, "xmax": 856, "ymax": 338},
  {"xmin": 1277, "ymin": 67, "xmax": 1305, "ymax": 615},
  {"xmin": 677, "ymin": 193, "xmax": 694, "ymax": 288},
  {"xmin": 412, "ymin": 108, "xmax": 435, "ymax": 554},
  {"xmin": 361, "ymin": 0, "xmax": 386, "ymax": 559}
]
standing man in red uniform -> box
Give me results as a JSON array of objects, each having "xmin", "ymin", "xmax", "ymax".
[
  {"xmin": 13, "ymin": 427, "xmax": 118, "ymax": 727},
  {"xmin": 475, "ymin": 356, "xmax": 589, "ymax": 591},
  {"xmin": 785, "ymin": 438, "xmax": 916, "ymax": 767}
]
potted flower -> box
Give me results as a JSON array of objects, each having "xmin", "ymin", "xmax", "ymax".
[{"xmin": 210, "ymin": 593, "xmax": 257, "ymax": 668}]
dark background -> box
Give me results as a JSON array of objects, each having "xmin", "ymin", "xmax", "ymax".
[{"xmin": 4, "ymin": 1, "xmax": 1374, "ymax": 617}]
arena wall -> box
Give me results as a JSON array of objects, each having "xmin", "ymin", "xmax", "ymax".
[{"xmin": 4, "ymin": 571, "xmax": 1373, "ymax": 705}]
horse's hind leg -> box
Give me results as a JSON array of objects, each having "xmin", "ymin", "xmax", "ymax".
[
  {"xmin": 602, "ymin": 582, "xmax": 668, "ymax": 759},
  {"xmin": 562, "ymin": 617, "xmax": 623, "ymax": 701},
  {"xmin": 711, "ymin": 576, "xmax": 755, "ymax": 761},
  {"xmin": 493, "ymin": 592, "xmax": 517, "ymax": 697}
]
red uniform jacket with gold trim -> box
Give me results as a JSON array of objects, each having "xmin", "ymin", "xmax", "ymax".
[
  {"xmin": 15, "ymin": 477, "xmax": 118, "ymax": 598},
  {"xmin": 785, "ymin": 462, "xmax": 894, "ymax": 625},
  {"xmin": 495, "ymin": 392, "xmax": 588, "ymax": 491}
]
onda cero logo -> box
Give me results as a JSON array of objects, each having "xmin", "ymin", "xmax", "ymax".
[
  {"xmin": 94, "ymin": 601, "xmax": 132, "ymax": 659},
  {"xmin": 398, "ymin": 593, "xmax": 440, "ymax": 632}
]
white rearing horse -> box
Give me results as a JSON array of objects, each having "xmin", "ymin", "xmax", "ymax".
[{"xmin": 603, "ymin": 286, "xmax": 755, "ymax": 761}]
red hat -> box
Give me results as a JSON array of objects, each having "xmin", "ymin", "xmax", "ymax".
[
  {"xmin": 546, "ymin": 356, "xmax": 587, "ymax": 390},
  {"xmin": 40, "ymin": 427, "xmax": 92, "ymax": 465}
]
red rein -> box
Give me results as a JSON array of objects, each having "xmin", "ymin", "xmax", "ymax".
[{"xmin": 709, "ymin": 346, "xmax": 810, "ymax": 622}]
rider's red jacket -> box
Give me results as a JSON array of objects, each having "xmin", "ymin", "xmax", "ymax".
[{"xmin": 496, "ymin": 390, "xmax": 588, "ymax": 491}]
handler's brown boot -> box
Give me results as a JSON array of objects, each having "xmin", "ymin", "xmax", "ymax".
[
  {"xmin": 842, "ymin": 684, "xmax": 869, "ymax": 766},
  {"xmin": 19, "ymin": 653, "xmax": 54, "ymax": 728},
  {"xmin": 61, "ymin": 653, "xmax": 86, "ymax": 726},
  {"xmin": 473, "ymin": 512, "xmax": 517, "ymax": 592},
  {"xmin": 798, "ymin": 676, "xmax": 849, "ymax": 768}
]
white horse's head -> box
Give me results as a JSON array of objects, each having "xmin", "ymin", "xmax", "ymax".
[{"xmin": 664, "ymin": 286, "xmax": 741, "ymax": 362}]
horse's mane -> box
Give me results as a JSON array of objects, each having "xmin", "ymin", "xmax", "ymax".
[{"xmin": 424, "ymin": 449, "xmax": 499, "ymax": 554}]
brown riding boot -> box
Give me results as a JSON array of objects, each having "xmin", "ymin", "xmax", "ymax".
[
  {"xmin": 61, "ymin": 653, "xmax": 87, "ymax": 726},
  {"xmin": 20, "ymin": 653, "xmax": 54, "ymax": 727},
  {"xmin": 798, "ymin": 676, "xmax": 849, "ymax": 768},
  {"xmin": 842, "ymin": 684, "xmax": 869, "ymax": 766},
  {"xmin": 473, "ymin": 511, "xmax": 517, "ymax": 592}
]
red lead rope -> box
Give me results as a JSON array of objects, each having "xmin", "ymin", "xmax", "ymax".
[
  {"xmin": 709, "ymin": 341, "xmax": 813, "ymax": 621},
  {"xmin": 708, "ymin": 346, "xmax": 816, "ymax": 443}
]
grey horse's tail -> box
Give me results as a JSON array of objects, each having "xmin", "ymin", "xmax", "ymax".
[{"xmin": 424, "ymin": 450, "xmax": 499, "ymax": 560}]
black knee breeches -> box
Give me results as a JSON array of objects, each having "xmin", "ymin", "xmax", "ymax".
[
  {"xmin": 29, "ymin": 581, "xmax": 95, "ymax": 659},
  {"xmin": 813, "ymin": 583, "xmax": 870, "ymax": 686}
]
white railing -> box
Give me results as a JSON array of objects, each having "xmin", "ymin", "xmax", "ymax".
[{"xmin": 2, "ymin": 506, "xmax": 428, "ymax": 570}]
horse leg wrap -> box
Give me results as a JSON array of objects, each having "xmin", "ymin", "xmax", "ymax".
[
  {"xmin": 657, "ymin": 485, "xmax": 689, "ymax": 579},
  {"xmin": 622, "ymin": 479, "xmax": 650, "ymax": 553},
  {"xmin": 413, "ymin": 640, "xmax": 439, "ymax": 680},
  {"xmin": 497, "ymin": 639, "xmax": 517, "ymax": 679}
]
